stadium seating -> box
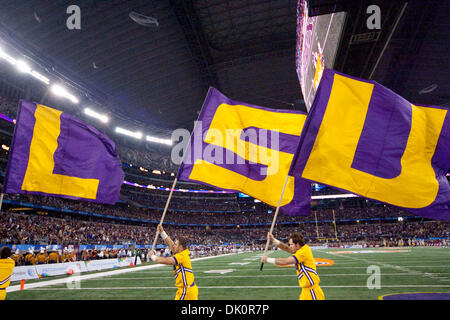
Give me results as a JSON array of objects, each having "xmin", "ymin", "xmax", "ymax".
[{"xmin": 0, "ymin": 92, "xmax": 448, "ymax": 263}]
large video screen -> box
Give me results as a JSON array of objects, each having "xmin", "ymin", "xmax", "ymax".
[{"xmin": 296, "ymin": 0, "xmax": 346, "ymax": 111}]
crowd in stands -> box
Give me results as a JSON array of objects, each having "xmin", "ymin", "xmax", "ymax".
[
  {"xmin": 5, "ymin": 193, "xmax": 145, "ymax": 220},
  {"xmin": 3, "ymin": 191, "xmax": 425, "ymax": 227},
  {"xmin": 10, "ymin": 246, "xmax": 142, "ymax": 266},
  {"xmin": 4, "ymin": 192, "xmax": 253, "ymax": 223},
  {"xmin": 123, "ymin": 175, "xmax": 217, "ymax": 192},
  {"xmin": 135, "ymin": 196, "xmax": 242, "ymax": 212},
  {"xmin": 122, "ymin": 169, "xmax": 349, "ymax": 196},
  {"xmin": 0, "ymin": 94, "xmax": 17, "ymax": 119},
  {"xmin": 1, "ymin": 92, "xmax": 449, "ymax": 268},
  {"xmin": 118, "ymin": 144, "xmax": 177, "ymax": 173},
  {"xmin": 305, "ymin": 206, "xmax": 410, "ymax": 221},
  {"xmin": 2, "ymin": 210, "xmax": 448, "ymax": 249},
  {"xmin": 1, "ymin": 211, "xmax": 152, "ymax": 245},
  {"xmin": 8, "ymin": 243, "xmax": 247, "ymax": 266}
]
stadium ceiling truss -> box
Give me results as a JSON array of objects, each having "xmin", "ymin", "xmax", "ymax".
[
  {"xmin": 328, "ymin": 0, "xmax": 447, "ymax": 107},
  {"xmin": 170, "ymin": 0, "xmax": 302, "ymax": 112},
  {"xmin": 0, "ymin": 0, "xmax": 302, "ymax": 135},
  {"xmin": 0, "ymin": 0, "xmax": 446, "ymax": 138}
]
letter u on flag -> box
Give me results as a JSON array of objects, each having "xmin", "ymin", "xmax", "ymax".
[
  {"xmin": 3, "ymin": 100, "xmax": 125, "ymax": 204},
  {"xmin": 177, "ymin": 87, "xmax": 311, "ymax": 216},
  {"xmin": 289, "ymin": 69, "xmax": 449, "ymax": 221}
]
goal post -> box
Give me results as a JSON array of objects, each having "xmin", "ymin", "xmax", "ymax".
[{"xmin": 314, "ymin": 209, "xmax": 338, "ymax": 242}]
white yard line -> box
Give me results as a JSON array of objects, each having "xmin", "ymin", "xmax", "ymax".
[
  {"xmin": 194, "ymin": 266, "xmax": 450, "ymax": 269},
  {"xmin": 63, "ymin": 272, "xmax": 450, "ymax": 281},
  {"xmin": 319, "ymin": 251, "xmax": 450, "ymax": 282},
  {"xmin": 25, "ymin": 284, "xmax": 450, "ymax": 291},
  {"xmin": 10, "ymin": 250, "xmax": 450, "ymax": 294},
  {"xmin": 6, "ymin": 252, "xmax": 241, "ymax": 293}
]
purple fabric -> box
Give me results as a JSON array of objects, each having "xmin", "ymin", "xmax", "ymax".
[
  {"xmin": 289, "ymin": 70, "xmax": 334, "ymax": 178},
  {"xmin": 351, "ymin": 84, "xmax": 412, "ymax": 179},
  {"xmin": 289, "ymin": 69, "xmax": 450, "ymax": 221},
  {"xmin": 177, "ymin": 87, "xmax": 311, "ymax": 216},
  {"xmin": 240, "ymin": 127, "xmax": 300, "ymax": 154},
  {"xmin": 3, "ymin": 101, "xmax": 36, "ymax": 195},
  {"xmin": 382, "ymin": 293, "xmax": 450, "ymax": 300},
  {"xmin": 2, "ymin": 100, "xmax": 124, "ymax": 204}
]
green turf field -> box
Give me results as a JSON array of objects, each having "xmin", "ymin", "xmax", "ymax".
[{"xmin": 6, "ymin": 247, "xmax": 450, "ymax": 300}]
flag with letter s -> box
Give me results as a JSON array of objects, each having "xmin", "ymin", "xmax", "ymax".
[{"xmin": 177, "ymin": 87, "xmax": 312, "ymax": 216}]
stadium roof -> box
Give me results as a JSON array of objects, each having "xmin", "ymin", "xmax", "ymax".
[
  {"xmin": 332, "ymin": 0, "xmax": 449, "ymax": 109},
  {"xmin": 0, "ymin": 0, "xmax": 447, "ymax": 138},
  {"xmin": 0, "ymin": 0, "xmax": 302, "ymax": 136}
]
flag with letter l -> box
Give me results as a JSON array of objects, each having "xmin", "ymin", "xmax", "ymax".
[
  {"xmin": 289, "ymin": 69, "xmax": 449, "ymax": 221},
  {"xmin": 177, "ymin": 87, "xmax": 311, "ymax": 216},
  {"xmin": 3, "ymin": 100, "xmax": 124, "ymax": 204}
]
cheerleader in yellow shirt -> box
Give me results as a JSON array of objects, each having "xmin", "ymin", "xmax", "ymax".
[
  {"xmin": 149, "ymin": 225, "xmax": 198, "ymax": 300},
  {"xmin": 0, "ymin": 247, "xmax": 15, "ymax": 300},
  {"xmin": 261, "ymin": 232, "xmax": 325, "ymax": 300}
]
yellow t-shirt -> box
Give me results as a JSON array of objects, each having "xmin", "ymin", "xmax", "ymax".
[
  {"xmin": 0, "ymin": 258, "xmax": 15, "ymax": 289},
  {"xmin": 48, "ymin": 252, "xmax": 59, "ymax": 263},
  {"xmin": 25, "ymin": 254, "xmax": 35, "ymax": 265},
  {"xmin": 11, "ymin": 254, "xmax": 22, "ymax": 264},
  {"xmin": 36, "ymin": 253, "xmax": 47, "ymax": 264},
  {"xmin": 173, "ymin": 249, "xmax": 195, "ymax": 288},
  {"xmin": 292, "ymin": 244, "xmax": 321, "ymax": 289}
]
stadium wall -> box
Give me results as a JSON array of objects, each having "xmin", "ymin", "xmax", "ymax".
[
  {"xmin": 2, "ymin": 199, "xmax": 420, "ymax": 227},
  {"xmin": 10, "ymin": 257, "xmax": 141, "ymax": 282}
]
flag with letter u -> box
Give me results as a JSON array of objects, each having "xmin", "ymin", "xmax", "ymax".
[
  {"xmin": 177, "ymin": 87, "xmax": 311, "ymax": 216},
  {"xmin": 3, "ymin": 100, "xmax": 124, "ymax": 204},
  {"xmin": 289, "ymin": 69, "xmax": 449, "ymax": 221}
]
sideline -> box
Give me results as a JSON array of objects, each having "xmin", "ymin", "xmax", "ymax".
[
  {"xmin": 23, "ymin": 284, "xmax": 450, "ymax": 291},
  {"xmin": 7, "ymin": 252, "xmax": 244, "ymax": 293}
]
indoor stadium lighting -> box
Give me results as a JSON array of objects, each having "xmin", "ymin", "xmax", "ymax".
[
  {"xmin": 84, "ymin": 108, "xmax": 109, "ymax": 123},
  {"xmin": 146, "ymin": 135, "xmax": 172, "ymax": 145},
  {"xmin": 0, "ymin": 46, "xmax": 50, "ymax": 85},
  {"xmin": 16, "ymin": 60, "xmax": 31, "ymax": 73},
  {"xmin": 51, "ymin": 85, "xmax": 79, "ymax": 104},
  {"xmin": 0, "ymin": 46, "xmax": 49, "ymax": 84},
  {"xmin": 115, "ymin": 127, "xmax": 143, "ymax": 139},
  {"xmin": 30, "ymin": 70, "xmax": 50, "ymax": 85},
  {"xmin": 16, "ymin": 60, "xmax": 50, "ymax": 85},
  {"xmin": 0, "ymin": 47, "xmax": 17, "ymax": 65},
  {"xmin": 311, "ymin": 194, "xmax": 359, "ymax": 200}
]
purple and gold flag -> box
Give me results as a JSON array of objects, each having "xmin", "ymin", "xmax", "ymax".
[
  {"xmin": 177, "ymin": 87, "xmax": 311, "ymax": 216},
  {"xmin": 290, "ymin": 69, "xmax": 449, "ymax": 221},
  {"xmin": 3, "ymin": 100, "xmax": 124, "ymax": 204}
]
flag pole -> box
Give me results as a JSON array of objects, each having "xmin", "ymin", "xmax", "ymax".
[
  {"xmin": 150, "ymin": 177, "xmax": 178, "ymax": 252},
  {"xmin": 0, "ymin": 193, "xmax": 4, "ymax": 212},
  {"xmin": 314, "ymin": 210, "xmax": 320, "ymax": 239},
  {"xmin": 333, "ymin": 209, "xmax": 338, "ymax": 241},
  {"xmin": 260, "ymin": 175, "xmax": 290, "ymax": 271},
  {"xmin": 149, "ymin": 109, "xmax": 202, "ymax": 253}
]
